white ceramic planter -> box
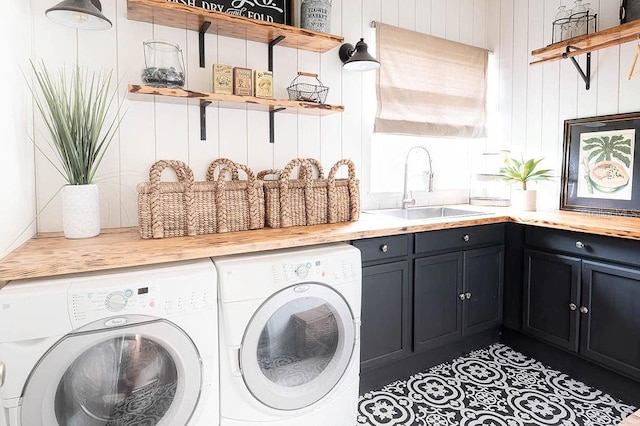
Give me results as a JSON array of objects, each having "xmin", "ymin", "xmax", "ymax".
[
  {"xmin": 62, "ymin": 184, "xmax": 101, "ymax": 238},
  {"xmin": 511, "ymin": 189, "xmax": 537, "ymax": 211}
]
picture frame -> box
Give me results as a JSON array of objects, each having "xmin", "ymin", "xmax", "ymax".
[{"xmin": 560, "ymin": 111, "xmax": 640, "ymax": 216}]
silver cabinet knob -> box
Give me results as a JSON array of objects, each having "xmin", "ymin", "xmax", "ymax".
[
  {"xmin": 465, "ymin": 292, "xmax": 472, "ymax": 299},
  {"xmin": 380, "ymin": 244, "xmax": 388, "ymax": 253},
  {"xmin": 462, "ymin": 234, "xmax": 470, "ymax": 242},
  {"xmin": 580, "ymin": 306, "xmax": 589, "ymax": 314},
  {"xmin": 575, "ymin": 241, "xmax": 585, "ymax": 249},
  {"xmin": 459, "ymin": 293, "xmax": 466, "ymax": 300},
  {"xmin": 569, "ymin": 303, "xmax": 577, "ymax": 311}
]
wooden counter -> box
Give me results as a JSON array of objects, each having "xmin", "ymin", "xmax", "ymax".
[
  {"xmin": 3, "ymin": 207, "xmax": 640, "ymax": 286},
  {"xmin": 621, "ymin": 410, "xmax": 640, "ymax": 426}
]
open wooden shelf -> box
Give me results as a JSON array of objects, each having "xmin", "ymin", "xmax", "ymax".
[
  {"xmin": 128, "ymin": 84, "xmax": 344, "ymax": 115},
  {"xmin": 126, "ymin": 0, "xmax": 344, "ymax": 53},
  {"xmin": 531, "ymin": 20, "xmax": 640, "ymax": 65}
]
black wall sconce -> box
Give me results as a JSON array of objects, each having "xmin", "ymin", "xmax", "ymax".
[
  {"xmin": 339, "ymin": 38, "xmax": 380, "ymax": 72},
  {"xmin": 46, "ymin": 0, "xmax": 112, "ymax": 30}
]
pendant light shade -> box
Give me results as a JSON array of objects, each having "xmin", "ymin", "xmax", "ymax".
[
  {"xmin": 339, "ymin": 38, "xmax": 380, "ymax": 72},
  {"xmin": 46, "ymin": 0, "xmax": 112, "ymax": 30}
]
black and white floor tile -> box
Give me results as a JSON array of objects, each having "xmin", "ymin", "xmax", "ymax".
[{"xmin": 357, "ymin": 344, "xmax": 637, "ymax": 426}]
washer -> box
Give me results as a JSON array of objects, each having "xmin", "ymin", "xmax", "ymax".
[
  {"xmin": 0, "ymin": 259, "xmax": 218, "ymax": 426},
  {"xmin": 214, "ymin": 243, "xmax": 361, "ymax": 426}
]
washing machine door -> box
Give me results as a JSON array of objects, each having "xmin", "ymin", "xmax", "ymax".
[
  {"xmin": 240, "ymin": 283, "xmax": 355, "ymax": 410},
  {"xmin": 20, "ymin": 316, "xmax": 202, "ymax": 426}
]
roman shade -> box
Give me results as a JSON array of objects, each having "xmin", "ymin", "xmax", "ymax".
[{"xmin": 374, "ymin": 21, "xmax": 489, "ymax": 138}]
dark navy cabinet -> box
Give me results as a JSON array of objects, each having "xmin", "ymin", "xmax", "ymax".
[
  {"xmin": 524, "ymin": 228, "xmax": 640, "ymax": 382},
  {"xmin": 353, "ymin": 235, "xmax": 411, "ymax": 372},
  {"xmin": 414, "ymin": 227, "xmax": 504, "ymax": 353}
]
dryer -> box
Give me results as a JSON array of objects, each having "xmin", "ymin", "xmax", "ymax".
[
  {"xmin": 214, "ymin": 243, "xmax": 361, "ymax": 426},
  {"xmin": 0, "ymin": 259, "xmax": 218, "ymax": 426}
]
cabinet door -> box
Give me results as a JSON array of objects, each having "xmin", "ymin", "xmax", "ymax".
[
  {"xmin": 523, "ymin": 249, "xmax": 581, "ymax": 352},
  {"xmin": 463, "ymin": 245, "xmax": 504, "ymax": 335},
  {"xmin": 581, "ymin": 260, "xmax": 640, "ymax": 381},
  {"xmin": 360, "ymin": 261, "xmax": 411, "ymax": 371},
  {"xmin": 414, "ymin": 252, "xmax": 463, "ymax": 352}
]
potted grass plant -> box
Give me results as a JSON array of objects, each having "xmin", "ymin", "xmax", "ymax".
[
  {"xmin": 500, "ymin": 156, "xmax": 553, "ymax": 211},
  {"xmin": 29, "ymin": 60, "xmax": 122, "ymax": 238}
]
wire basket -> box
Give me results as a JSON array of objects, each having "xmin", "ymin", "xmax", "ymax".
[{"xmin": 287, "ymin": 72, "xmax": 329, "ymax": 104}]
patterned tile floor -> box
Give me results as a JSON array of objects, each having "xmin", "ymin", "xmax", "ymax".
[{"xmin": 357, "ymin": 344, "xmax": 637, "ymax": 426}]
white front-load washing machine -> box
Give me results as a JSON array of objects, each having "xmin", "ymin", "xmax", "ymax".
[
  {"xmin": 0, "ymin": 259, "xmax": 218, "ymax": 426},
  {"xmin": 214, "ymin": 243, "xmax": 361, "ymax": 426}
]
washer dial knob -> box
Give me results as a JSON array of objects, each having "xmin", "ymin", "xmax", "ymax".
[
  {"xmin": 295, "ymin": 264, "xmax": 309, "ymax": 278},
  {"xmin": 105, "ymin": 292, "xmax": 128, "ymax": 312}
]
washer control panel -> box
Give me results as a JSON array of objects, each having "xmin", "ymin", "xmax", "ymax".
[
  {"xmin": 273, "ymin": 256, "xmax": 358, "ymax": 285},
  {"xmin": 69, "ymin": 280, "xmax": 215, "ymax": 327}
]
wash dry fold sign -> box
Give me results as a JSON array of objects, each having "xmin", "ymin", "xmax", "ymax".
[{"xmin": 166, "ymin": 0, "xmax": 291, "ymax": 24}]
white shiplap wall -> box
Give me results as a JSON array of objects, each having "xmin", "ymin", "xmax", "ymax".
[
  {"xmin": 2, "ymin": 0, "xmax": 639, "ymax": 250},
  {"xmin": 1, "ymin": 2, "xmax": 34, "ymax": 259}
]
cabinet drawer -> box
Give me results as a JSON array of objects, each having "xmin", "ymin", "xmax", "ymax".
[
  {"xmin": 352, "ymin": 235, "xmax": 409, "ymax": 263},
  {"xmin": 525, "ymin": 227, "xmax": 640, "ymax": 266},
  {"xmin": 415, "ymin": 224, "xmax": 504, "ymax": 255}
]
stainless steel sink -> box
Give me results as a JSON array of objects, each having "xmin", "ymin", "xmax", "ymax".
[{"xmin": 366, "ymin": 206, "xmax": 488, "ymax": 220}]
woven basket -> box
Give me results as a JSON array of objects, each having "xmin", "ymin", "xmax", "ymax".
[
  {"xmin": 260, "ymin": 158, "xmax": 360, "ymax": 228},
  {"xmin": 205, "ymin": 158, "xmax": 265, "ymax": 233},
  {"xmin": 327, "ymin": 159, "xmax": 360, "ymax": 224},
  {"xmin": 137, "ymin": 159, "xmax": 264, "ymax": 239}
]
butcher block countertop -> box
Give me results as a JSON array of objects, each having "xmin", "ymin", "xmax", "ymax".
[
  {"xmin": 621, "ymin": 409, "xmax": 640, "ymax": 425},
  {"xmin": 3, "ymin": 207, "xmax": 640, "ymax": 286}
]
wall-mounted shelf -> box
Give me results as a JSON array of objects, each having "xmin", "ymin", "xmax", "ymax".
[
  {"xmin": 530, "ymin": 20, "xmax": 640, "ymax": 90},
  {"xmin": 128, "ymin": 85, "xmax": 344, "ymax": 141},
  {"xmin": 126, "ymin": 0, "xmax": 344, "ymax": 53},
  {"xmin": 126, "ymin": 0, "xmax": 345, "ymax": 142}
]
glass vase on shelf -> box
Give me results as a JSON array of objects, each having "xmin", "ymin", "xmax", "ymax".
[
  {"xmin": 570, "ymin": 0, "xmax": 588, "ymax": 37},
  {"xmin": 553, "ymin": 5, "xmax": 571, "ymax": 42},
  {"xmin": 584, "ymin": 3, "xmax": 597, "ymax": 34}
]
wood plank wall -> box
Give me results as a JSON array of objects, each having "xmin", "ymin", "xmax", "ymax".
[{"xmin": 7, "ymin": 0, "xmax": 640, "ymax": 240}]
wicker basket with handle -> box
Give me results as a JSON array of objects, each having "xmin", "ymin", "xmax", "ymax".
[
  {"xmin": 205, "ymin": 158, "xmax": 265, "ymax": 233},
  {"xmin": 327, "ymin": 159, "xmax": 360, "ymax": 224},
  {"xmin": 261, "ymin": 158, "xmax": 316, "ymax": 228},
  {"xmin": 137, "ymin": 158, "xmax": 264, "ymax": 239},
  {"xmin": 260, "ymin": 158, "xmax": 359, "ymax": 228}
]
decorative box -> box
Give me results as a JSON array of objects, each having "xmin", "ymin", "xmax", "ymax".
[
  {"xmin": 213, "ymin": 64, "xmax": 233, "ymax": 95},
  {"xmin": 254, "ymin": 70, "xmax": 273, "ymax": 99},
  {"xmin": 233, "ymin": 67, "xmax": 253, "ymax": 96}
]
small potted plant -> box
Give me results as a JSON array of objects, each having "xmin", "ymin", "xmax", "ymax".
[
  {"xmin": 28, "ymin": 60, "xmax": 123, "ymax": 238},
  {"xmin": 500, "ymin": 156, "xmax": 553, "ymax": 211}
]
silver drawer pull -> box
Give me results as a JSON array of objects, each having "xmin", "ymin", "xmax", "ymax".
[
  {"xmin": 0, "ymin": 361, "xmax": 4, "ymax": 387},
  {"xmin": 462, "ymin": 234, "xmax": 470, "ymax": 242},
  {"xmin": 569, "ymin": 303, "xmax": 577, "ymax": 311},
  {"xmin": 580, "ymin": 306, "xmax": 589, "ymax": 314},
  {"xmin": 380, "ymin": 244, "xmax": 389, "ymax": 253},
  {"xmin": 458, "ymin": 293, "xmax": 466, "ymax": 300},
  {"xmin": 575, "ymin": 241, "xmax": 585, "ymax": 249}
]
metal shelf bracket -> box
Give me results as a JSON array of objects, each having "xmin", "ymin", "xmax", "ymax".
[
  {"xmin": 269, "ymin": 108, "xmax": 286, "ymax": 143},
  {"xmin": 268, "ymin": 35, "xmax": 286, "ymax": 142},
  {"xmin": 200, "ymin": 100, "xmax": 212, "ymax": 140},
  {"xmin": 563, "ymin": 46, "xmax": 591, "ymax": 90},
  {"xmin": 199, "ymin": 21, "xmax": 211, "ymax": 68},
  {"xmin": 268, "ymin": 36, "xmax": 285, "ymax": 71}
]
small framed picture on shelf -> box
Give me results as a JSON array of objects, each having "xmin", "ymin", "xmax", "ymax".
[
  {"xmin": 213, "ymin": 64, "xmax": 233, "ymax": 95},
  {"xmin": 233, "ymin": 67, "xmax": 253, "ymax": 96},
  {"xmin": 560, "ymin": 111, "xmax": 640, "ymax": 217},
  {"xmin": 254, "ymin": 70, "xmax": 273, "ymax": 99}
]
